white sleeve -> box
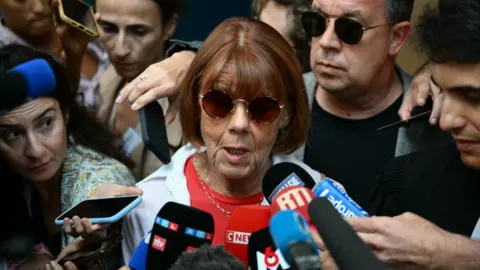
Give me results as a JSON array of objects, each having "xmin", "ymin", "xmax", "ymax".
[{"xmin": 121, "ymin": 180, "xmax": 173, "ymax": 264}]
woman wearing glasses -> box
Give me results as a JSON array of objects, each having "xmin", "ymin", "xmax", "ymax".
[{"xmin": 121, "ymin": 17, "xmax": 318, "ymax": 260}]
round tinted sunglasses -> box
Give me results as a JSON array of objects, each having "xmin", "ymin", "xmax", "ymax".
[
  {"xmin": 199, "ymin": 90, "xmax": 284, "ymax": 124},
  {"xmin": 301, "ymin": 11, "xmax": 396, "ymax": 45}
]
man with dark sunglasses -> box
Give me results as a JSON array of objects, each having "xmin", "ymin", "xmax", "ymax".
[
  {"xmin": 297, "ymin": 0, "xmax": 450, "ymax": 208},
  {"xmin": 319, "ymin": 1, "xmax": 480, "ymax": 268}
]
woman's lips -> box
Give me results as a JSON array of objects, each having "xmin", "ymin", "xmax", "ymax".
[{"xmin": 223, "ymin": 147, "xmax": 249, "ymax": 163}]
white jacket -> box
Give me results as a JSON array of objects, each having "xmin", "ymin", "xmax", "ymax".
[{"xmin": 121, "ymin": 144, "xmax": 322, "ymax": 263}]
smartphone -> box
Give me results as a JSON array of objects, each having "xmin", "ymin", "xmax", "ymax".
[
  {"xmin": 55, "ymin": 195, "xmax": 142, "ymax": 225},
  {"xmin": 58, "ymin": 0, "xmax": 100, "ymax": 38},
  {"xmin": 139, "ymin": 101, "xmax": 172, "ymax": 164}
]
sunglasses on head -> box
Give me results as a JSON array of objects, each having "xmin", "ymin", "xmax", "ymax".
[
  {"xmin": 301, "ymin": 11, "xmax": 396, "ymax": 45},
  {"xmin": 199, "ymin": 90, "xmax": 284, "ymax": 124}
]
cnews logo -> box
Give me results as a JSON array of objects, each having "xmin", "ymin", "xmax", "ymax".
[{"xmin": 226, "ymin": 230, "xmax": 251, "ymax": 245}]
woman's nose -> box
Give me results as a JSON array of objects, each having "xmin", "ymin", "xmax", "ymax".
[{"xmin": 228, "ymin": 103, "xmax": 250, "ymax": 133}]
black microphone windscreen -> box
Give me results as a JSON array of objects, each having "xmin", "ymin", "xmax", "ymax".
[
  {"xmin": 262, "ymin": 162, "xmax": 316, "ymax": 203},
  {"xmin": 0, "ymin": 232, "xmax": 36, "ymax": 259},
  {"xmin": 169, "ymin": 245, "xmax": 245, "ymax": 270},
  {"xmin": 147, "ymin": 202, "xmax": 215, "ymax": 270},
  {"xmin": 308, "ymin": 198, "xmax": 387, "ymax": 270}
]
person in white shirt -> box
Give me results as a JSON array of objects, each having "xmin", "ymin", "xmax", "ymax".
[{"xmin": 121, "ymin": 17, "xmax": 321, "ymax": 262}]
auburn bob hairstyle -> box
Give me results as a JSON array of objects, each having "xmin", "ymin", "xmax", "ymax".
[{"xmin": 179, "ymin": 17, "xmax": 309, "ymax": 154}]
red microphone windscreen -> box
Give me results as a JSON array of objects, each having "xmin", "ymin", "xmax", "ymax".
[
  {"xmin": 270, "ymin": 186, "xmax": 315, "ymax": 221},
  {"xmin": 224, "ymin": 205, "xmax": 271, "ymax": 266}
]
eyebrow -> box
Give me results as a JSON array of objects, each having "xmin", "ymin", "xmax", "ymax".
[
  {"xmin": 311, "ymin": 6, "xmax": 367, "ymax": 21},
  {"xmin": 0, "ymin": 108, "xmax": 56, "ymax": 129},
  {"xmin": 98, "ymin": 19, "xmax": 149, "ymax": 29},
  {"xmin": 448, "ymin": 86, "xmax": 480, "ymax": 92},
  {"xmin": 98, "ymin": 19, "xmax": 114, "ymax": 25}
]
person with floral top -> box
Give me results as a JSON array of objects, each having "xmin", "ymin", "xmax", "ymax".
[{"xmin": 0, "ymin": 44, "xmax": 140, "ymax": 270}]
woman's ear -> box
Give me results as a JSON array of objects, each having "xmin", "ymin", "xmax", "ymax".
[{"xmin": 280, "ymin": 112, "xmax": 289, "ymax": 129}]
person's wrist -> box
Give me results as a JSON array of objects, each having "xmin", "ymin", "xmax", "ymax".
[
  {"xmin": 427, "ymin": 230, "xmax": 457, "ymax": 269},
  {"xmin": 171, "ymin": 50, "xmax": 196, "ymax": 63}
]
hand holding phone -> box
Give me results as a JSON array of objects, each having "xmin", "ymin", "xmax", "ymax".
[
  {"xmin": 51, "ymin": 0, "xmax": 99, "ymax": 62},
  {"xmin": 63, "ymin": 216, "xmax": 108, "ymax": 240},
  {"xmin": 55, "ymin": 195, "xmax": 142, "ymax": 226}
]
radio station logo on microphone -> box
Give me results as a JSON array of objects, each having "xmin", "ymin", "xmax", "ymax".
[
  {"xmin": 315, "ymin": 182, "xmax": 369, "ymax": 218},
  {"xmin": 268, "ymin": 173, "xmax": 305, "ymax": 201},
  {"xmin": 256, "ymin": 246, "xmax": 290, "ymax": 270},
  {"xmin": 226, "ymin": 230, "xmax": 251, "ymax": 245},
  {"xmin": 156, "ymin": 217, "xmax": 179, "ymax": 232},
  {"xmin": 184, "ymin": 227, "xmax": 213, "ymax": 241},
  {"xmin": 276, "ymin": 188, "xmax": 313, "ymax": 210},
  {"xmin": 151, "ymin": 235, "xmax": 167, "ymax": 252}
]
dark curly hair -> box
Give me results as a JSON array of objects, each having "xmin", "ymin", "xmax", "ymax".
[
  {"xmin": 0, "ymin": 44, "xmax": 134, "ymax": 170},
  {"xmin": 416, "ymin": 0, "xmax": 480, "ymax": 64},
  {"xmin": 169, "ymin": 245, "xmax": 245, "ymax": 270}
]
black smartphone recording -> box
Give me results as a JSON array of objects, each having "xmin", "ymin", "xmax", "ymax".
[{"xmin": 139, "ymin": 101, "xmax": 172, "ymax": 164}]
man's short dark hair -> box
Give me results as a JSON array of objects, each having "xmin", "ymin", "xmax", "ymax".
[
  {"xmin": 154, "ymin": 0, "xmax": 188, "ymax": 24},
  {"xmin": 416, "ymin": 0, "xmax": 480, "ymax": 64},
  {"xmin": 384, "ymin": 0, "xmax": 414, "ymax": 22}
]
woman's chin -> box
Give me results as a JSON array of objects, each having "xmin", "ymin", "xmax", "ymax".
[{"xmin": 217, "ymin": 163, "xmax": 253, "ymax": 180}]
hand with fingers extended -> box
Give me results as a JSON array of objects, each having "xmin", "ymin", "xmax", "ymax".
[
  {"xmin": 347, "ymin": 213, "xmax": 451, "ymax": 269},
  {"xmin": 44, "ymin": 260, "xmax": 78, "ymax": 270},
  {"xmin": 63, "ymin": 216, "xmax": 108, "ymax": 241},
  {"xmin": 62, "ymin": 184, "xmax": 142, "ymax": 241},
  {"xmin": 399, "ymin": 64, "xmax": 444, "ymax": 125},
  {"xmin": 50, "ymin": 0, "xmax": 97, "ymax": 61},
  {"xmin": 50, "ymin": 0, "xmax": 100, "ymax": 92},
  {"xmin": 115, "ymin": 50, "xmax": 196, "ymax": 124}
]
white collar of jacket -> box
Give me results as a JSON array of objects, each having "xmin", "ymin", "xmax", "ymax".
[{"xmin": 138, "ymin": 143, "xmax": 322, "ymax": 205}]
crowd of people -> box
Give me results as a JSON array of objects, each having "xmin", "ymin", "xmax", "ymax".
[{"xmin": 0, "ymin": 0, "xmax": 479, "ymax": 269}]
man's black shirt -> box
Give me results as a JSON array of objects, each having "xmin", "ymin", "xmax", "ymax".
[
  {"xmin": 370, "ymin": 144, "xmax": 480, "ymax": 237},
  {"xmin": 304, "ymin": 95, "xmax": 403, "ymax": 208}
]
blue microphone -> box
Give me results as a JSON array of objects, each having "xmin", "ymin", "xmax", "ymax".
[
  {"xmin": 129, "ymin": 230, "xmax": 151, "ymax": 270},
  {"xmin": 269, "ymin": 210, "xmax": 320, "ymax": 270},
  {"xmin": 0, "ymin": 59, "xmax": 56, "ymax": 114}
]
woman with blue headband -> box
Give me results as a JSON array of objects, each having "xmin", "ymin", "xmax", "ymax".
[{"xmin": 0, "ymin": 44, "xmax": 139, "ymax": 269}]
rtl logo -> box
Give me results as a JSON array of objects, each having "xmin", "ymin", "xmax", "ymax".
[
  {"xmin": 276, "ymin": 188, "xmax": 313, "ymax": 210},
  {"xmin": 226, "ymin": 230, "xmax": 251, "ymax": 245}
]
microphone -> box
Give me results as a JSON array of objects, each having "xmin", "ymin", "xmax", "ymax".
[
  {"xmin": 248, "ymin": 227, "xmax": 291, "ymax": 270},
  {"xmin": 0, "ymin": 59, "xmax": 56, "ymax": 114},
  {"xmin": 169, "ymin": 245, "xmax": 245, "ymax": 270},
  {"xmin": 128, "ymin": 230, "xmax": 151, "ymax": 270},
  {"xmin": 270, "ymin": 186, "xmax": 315, "ymax": 222},
  {"xmin": 308, "ymin": 198, "xmax": 387, "ymax": 270},
  {"xmin": 269, "ymin": 210, "xmax": 320, "ymax": 270},
  {"xmin": 129, "ymin": 202, "xmax": 215, "ymax": 270},
  {"xmin": 224, "ymin": 205, "xmax": 271, "ymax": 266},
  {"xmin": 313, "ymin": 178, "xmax": 369, "ymax": 218},
  {"xmin": 262, "ymin": 163, "xmax": 316, "ymax": 204}
]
